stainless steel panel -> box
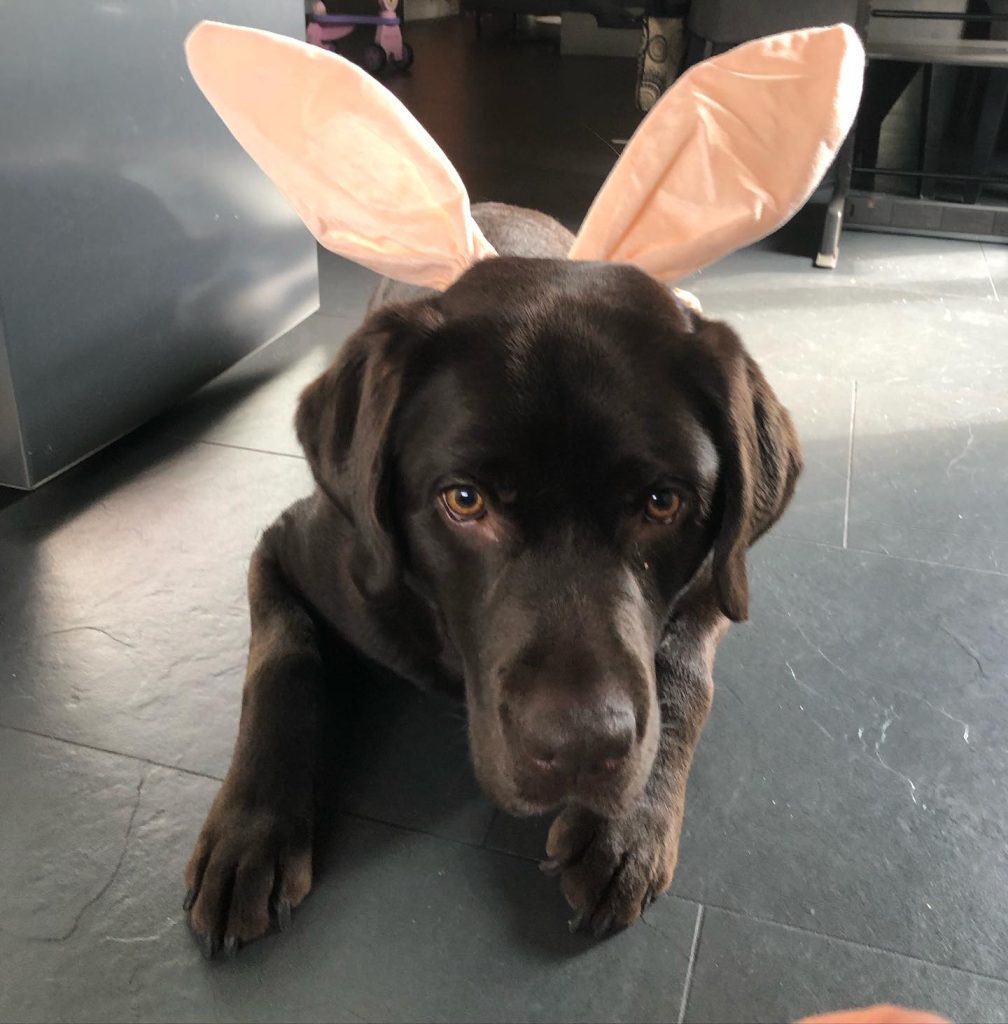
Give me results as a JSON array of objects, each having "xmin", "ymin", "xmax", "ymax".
[{"xmin": 0, "ymin": 0, "xmax": 320, "ymax": 488}]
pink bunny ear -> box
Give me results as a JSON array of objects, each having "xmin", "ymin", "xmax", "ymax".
[
  {"xmin": 569, "ymin": 24, "xmax": 865, "ymax": 282},
  {"xmin": 184, "ymin": 21, "xmax": 495, "ymax": 290}
]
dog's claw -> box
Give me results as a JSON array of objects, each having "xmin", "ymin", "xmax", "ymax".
[
  {"xmin": 274, "ymin": 897, "xmax": 292, "ymax": 932},
  {"xmin": 223, "ymin": 936, "xmax": 238, "ymax": 958},
  {"xmin": 568, "ymin": 906, "xmax": 589, "ymax": 934},
  {"xmin": 592, "ymin": 912, "xmax": 614, "ymax": 938},
  {"xmin": 182, "ymin": 888, "xmax": 196, "ymax": 913},
  {"xmin": 539, "ymin": 858, "xmax": 561, "ymax": 876},
  {"xmin": 200, "ymin": 932, "xmax": 218, "ymax": 960}
]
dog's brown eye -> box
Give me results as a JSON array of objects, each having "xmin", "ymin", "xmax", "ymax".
[
  {"xmin": 645, "ymin": 489, "xmax": 682, "ymax": 523},
  {"xmin": 442, "ymin": 485, "xmax": 486, "ymax": 521}
]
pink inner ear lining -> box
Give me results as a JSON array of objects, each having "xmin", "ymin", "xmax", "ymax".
[
  {"xmin": 184, "ymin": 20, "xmax": 495, "ymax": 291},
  {"xmin": 568, "ymin": 23, "xmax": 865, "ymax": 283}
]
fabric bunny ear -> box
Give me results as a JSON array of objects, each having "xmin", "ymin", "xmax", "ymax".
[
  {"xmin": 569, "ymin": 24, "xmax": 866, "ymax": 283},
  {"xmin": 184, "ymin": 21, "xmax": 495, "ymax": 290}
]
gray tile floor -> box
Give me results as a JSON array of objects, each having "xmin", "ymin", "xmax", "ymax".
[{"xmin": 2, "ymin": 17, "xmax": 1008, "ymax": 1024}]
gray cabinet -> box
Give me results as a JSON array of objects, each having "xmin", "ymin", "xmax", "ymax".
[{"xmin": 0, "ymin": 1, "xmax": 320, "ymax": 488}]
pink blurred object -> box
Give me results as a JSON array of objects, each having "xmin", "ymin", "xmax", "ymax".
[{"xmin": 305, "ymin": 0, "xmax": 412, "ymax": 75}]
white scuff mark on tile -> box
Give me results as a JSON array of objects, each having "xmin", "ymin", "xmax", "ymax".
[
  {"xmin": 792, "ymin": 620, "xmax": 852, "ymax": 681},
  {"xmin": 871, "ymin": 708, "xmax": 920, "ymax": 806},
  {"xmin": 917, "ymin": 693, "xmax": 972, "ymax": 745},
  {"xmin": 878, "ymin": 708, "xmax": 894, "ymax": 747},
  {"xmin": 785, "ymin": 659, "xmax": 829, "ymax": 702},
  {"xmin": 106, "ymin": 917, "xmax": 177, "ymax": 944},
  {"xmin": 874, "ymin": 748, "xmax": 919, "ymax": 806},
  {"xmin": 945, "ymin": 423, "xmax": 976, "ymax": 477},
  {"xmin": 808, "ymin": 716, "xmax": 835, "ymax": 742}
]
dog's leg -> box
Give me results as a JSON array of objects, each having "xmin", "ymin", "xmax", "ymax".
[
  {"xmin": 542, "ymin": 615, "xmax": 722, "ymax": 936},
  {"xmin": 184, "ymin": 527, "xmax": 324, "ymax": 956}
]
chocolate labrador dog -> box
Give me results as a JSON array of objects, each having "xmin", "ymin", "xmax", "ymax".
[{"xmin": 184, "ymin": 203, "xmax": 801, "ymax": 955}]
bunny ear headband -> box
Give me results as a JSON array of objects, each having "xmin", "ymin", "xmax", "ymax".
[{"xmin": 184, "ymin": 19, "xmax": 864, "ymax": 291}]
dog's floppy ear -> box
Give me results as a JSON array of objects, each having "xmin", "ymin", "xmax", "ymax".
[
  {"xmin": 296, "ymin": 301, "xmax": 442, "ymax": 596},
  {"xmin": 690, "ymin": 319, "xmax": 802, "ymax": 622}
]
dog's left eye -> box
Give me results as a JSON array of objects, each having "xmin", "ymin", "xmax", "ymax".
[
  {"xmin": 644, "ymin": 488, "xmax": 683, "ymax": 523},
  {"xmin": 441, "ymin": 485, "xmax": 487, "ymax": 521}
]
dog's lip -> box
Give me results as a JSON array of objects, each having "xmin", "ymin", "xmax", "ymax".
[
  {"xmin": 515, "ymin": 774, "xmax": 568, "ymax": 809},
  {"xmin": 510, "ymin": 765, "xmax": 640, "ymax": 816}
]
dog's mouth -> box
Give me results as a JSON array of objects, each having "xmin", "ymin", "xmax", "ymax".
[{"xmin": 512, "ymin": 759, "xmax": 650, "ymax": 818}]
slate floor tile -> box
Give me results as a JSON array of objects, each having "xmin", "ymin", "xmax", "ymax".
[
  {"xmin": 0, "ymin": 429, "xmax": 500, "ymax": 845},
  {"xmin": 980, "ymin": 242, "xmax": 1008, "ymax": 306},
  {"xmin": 334, "ymin": 671, "xmax": 497, "ymax": 847},
  {"xmin": 483, "ymin": 809, "xmax": 552, "ymax": 863},
  {"xmin": 283, "ymin": 818, "xmax": 699, "ymax": 1024},
  {"xmin": 697, "ymin": 293, "xmax": 1008, "ymax": 394},
  {"xmin": 761, "ymin": 373, "xmax": 854, "ymax": 549},
  {"xmin": 671, "ymin": 536, "xmax": 1008, "ymax": 979},
  {"xmin": 684, "ymin": 908, "xmax": 1008, "ymax": 1024},
  {"xmin": 687, "ymin": 231, "xmax": 1000, "ymax": 307},
  {"xmin": 0, "ymin": 728, "xmax": 700, "ymax": 1024},
  {"xmin": 156, "ymin": 310, "xmax": 357, "ymax": 458},
  {"xmin": 848, "ymin": 379, "xmax": 1008, "ymax": 574},
  {"xmin": 0, "ymin": 429, "xmax": 312, "ymax": 779}
]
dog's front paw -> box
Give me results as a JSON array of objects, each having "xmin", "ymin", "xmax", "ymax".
[
  {"xmin": 542, "ymin": 797, "xmax": 681, "ymax": 937},
  {"xmin": 184, "ymin": 782, "xmax": 313, "ymax": 958}
]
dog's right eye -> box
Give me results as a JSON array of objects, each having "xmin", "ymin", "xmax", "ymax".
[
  {"xmin": 441, "ymin": 485, "xmax": 487, "ymax": 521},
  {"xmin": 644, "ymin": 488, "xmax": 683, "ymax": 524}
]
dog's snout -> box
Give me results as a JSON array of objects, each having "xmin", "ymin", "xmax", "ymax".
[{"xmin": 517, "ymin": 688, "xmax": 637, "ymax": 779}]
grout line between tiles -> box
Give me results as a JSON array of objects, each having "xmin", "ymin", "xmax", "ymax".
[
  {"xmin": 195, "ymin": 438, "xmax": 307, "ymax": 461},
  {"xmin": 338, "ymin": 807, "xmax": 516, "ymax": 859},
  {"xmin": 315, "ymin": 308, "xmax": 367, "ymax": 323},
  {"xmin": 0, "ymin": 722, "xmax": 226, "ymax": 782},
  {"xmin": 685, "ymin": 898, "xmax": 1008, "ymax": 989},
  {"xmin": 0, "ymin": 719, "xmax": 526, "ymax": 861},
  {"xmin": 842, "ymin": 379, "xmax": 857, "ymax": 549},
  {"xmin": 160, "ymin": 433, "xmax": 307, "ymax": 462},
  {"xmin": 677, "ymin": 903, "xmax": 705, "ymax": 1024},
  {"xmin": 980, "ymin": 244, "xmax": 1001, "ymax": 303}
]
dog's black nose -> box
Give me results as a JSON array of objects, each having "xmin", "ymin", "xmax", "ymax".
[{"xmin": 518, "ymin": 689, "xmax": 636, "ymax": 780}]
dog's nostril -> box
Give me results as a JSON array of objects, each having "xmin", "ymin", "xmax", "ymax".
[{"xmin": 587, "ymin": 755, "xmax": 625, "ymax": 775}]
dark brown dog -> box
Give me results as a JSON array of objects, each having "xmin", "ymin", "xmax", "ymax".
[{"xmin": 183, "ymin": 203, "xmax": 801, "ymax": 955}]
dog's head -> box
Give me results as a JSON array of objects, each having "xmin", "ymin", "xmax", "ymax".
[{"xmin": 296, "ymin": 258, "xmax": 801, "ymax": 816}]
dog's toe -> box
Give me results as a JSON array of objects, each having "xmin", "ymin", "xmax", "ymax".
[{"xmin": 546, "ymin": 802, "xmax": 679, "ymax": 938}]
